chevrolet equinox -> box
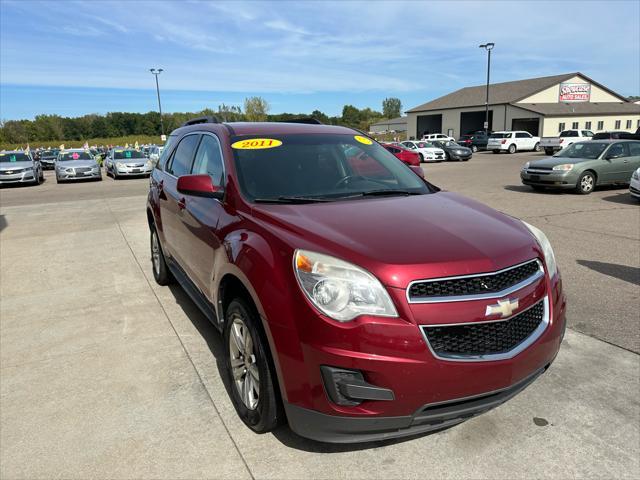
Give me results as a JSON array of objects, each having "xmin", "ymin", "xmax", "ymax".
[{"xmin": 147, "ymin": 117, "xmax": 566, "ymax": 443}]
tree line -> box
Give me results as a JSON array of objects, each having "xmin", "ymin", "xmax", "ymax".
[{"xmin": 0, "ymin": 96, "xmax": 403, "ymax": 145}]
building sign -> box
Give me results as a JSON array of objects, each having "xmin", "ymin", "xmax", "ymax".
[{"xmin": 559, "ymin": 83, "xmax": 591, "ymax": 102}]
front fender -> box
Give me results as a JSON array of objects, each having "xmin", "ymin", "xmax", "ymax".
[{"xmin": 213, "ymin": 228, "xmax": 309, "ymax": 405}]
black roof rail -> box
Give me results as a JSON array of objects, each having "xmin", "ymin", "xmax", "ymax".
[
  {"xmin": 182, "ymin": 116, "xmax": 220, "ymax": 127},
  {"xmin": 278, "ymin": 117, "xmax": 323, "ymax": 125}
]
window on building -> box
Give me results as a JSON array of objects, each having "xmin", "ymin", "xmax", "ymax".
[
  {"xmin": 585, "ymin": 121, "xmax": 592, "ymax": 129},
  {"xmin": 626, "ymin": 120, "xmax": 632, "ymax": 129},
  {"xmin": 572, "ymin": 122, "xmax": 579, "ymax": 129},
  {"xmin": 615, "ymin": 120, "xmax": 621, "ymax": 129},
  {"xmin": 558, "ymin": 122, "xmax": 566, "ymax": 133},
  {"xmin": 597, "ymin": 121, "xmax": 604, "ymax": 130}
]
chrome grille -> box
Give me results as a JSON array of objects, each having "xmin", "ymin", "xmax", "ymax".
[{"xmin": 408, "ymin": 259, "xmax": 542, "ymax": 303}]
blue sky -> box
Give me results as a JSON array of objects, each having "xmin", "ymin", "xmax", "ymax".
[{"xmin": 1, "ymin": 0, "xmax": 639, "ymax": 120}]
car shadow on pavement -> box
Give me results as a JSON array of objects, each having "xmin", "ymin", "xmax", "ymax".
[
  {"xmin": 165, "ymin": 283, "xmax": 452, "ymax": 452},
  {"xmin": 503, "ymin": 185, "xmax": 564, "ymax": 194},
  {"xmin": 0, "ymin": 214, "xmax": 7, "ymax": 232},
  {"xmin": 600, "ymin": 193, "xmax": 639, "ymax": 205},
  {"xmin": 576, "ymin": 260, "xmax": 640, "ymax": 286}
]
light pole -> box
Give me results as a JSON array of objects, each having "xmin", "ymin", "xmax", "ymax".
[
  {"xmin": 478, "ymin": 43, "xmax": 494, "ymax": 135},
  {"xmin": 149, "ymin": 68, "xmax": 164, "ymax": 136}
]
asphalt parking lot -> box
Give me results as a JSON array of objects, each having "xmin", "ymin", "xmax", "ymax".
[{"xmin": 1, "ymin": 152, "xmax": 638, "ymax": 479}]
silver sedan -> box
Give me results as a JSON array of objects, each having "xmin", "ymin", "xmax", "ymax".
[
  {"xmin": 55, "ymin": 150, "xmax": 102, "ymax": 183},
  {"xmin": 105, "ymin": 149, "xmax": 153, "ymax": 179}
]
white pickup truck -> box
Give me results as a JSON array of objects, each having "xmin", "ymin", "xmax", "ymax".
[{"xmin": 540, "ymin": 129, "xmax": 594, "ymax": 155}]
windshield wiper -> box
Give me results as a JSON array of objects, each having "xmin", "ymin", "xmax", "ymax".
[
  {"xmin": 253, "ymin": 196, "xmax": 335, "ymax": 204},
  {"xmin": 357, "ymin": 189, "xmax": 423, "ymax": 197}
]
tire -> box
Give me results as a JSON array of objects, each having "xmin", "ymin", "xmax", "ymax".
[
  {"xmin": 418, "ymin": 153, "xmax": 424, "ymax": 163},
  {"xmin": 492, "ymin": 150, "xmax": 500, "ymax": 154},
  {"xmin": 56, "ymin": 175, "xmax": 61, "ymax": 184},
  {"xmin": 471, "ymin": 145, "xmax": 478, "ymax": 153},
  {"xmin": 575, "ymin": 171, "xmax": 596, "ymax": 195},
  {"xmin": 113, "ymin": 170, "xmax": 118, "ymax": 180},
  {"xmin": 533, "ymin": 142, "xmax": 541, "ymax": 152},
  {"xmin": 544, "ymin": 148, "xmax": 554, "ymax": 156},
  {"xmin": 508, "ymin": 144, "xmax": 517, "ymax": 154},
  {"xmin": 150, "ymin": 226, "xmax": 173, "ymax": 285},
  {"xmin": 224, "ymin": 298, "xmax": 283, "ymax": 433}
]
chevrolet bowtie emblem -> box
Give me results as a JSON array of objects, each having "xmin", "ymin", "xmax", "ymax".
[{"xmin": 486, "ymin": 298, "xmax": 519, "ymax": 318}]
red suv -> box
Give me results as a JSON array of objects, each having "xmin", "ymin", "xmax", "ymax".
[{"xmin": 147, "ymin": 118, "xmax": 566, "ymax": 443}]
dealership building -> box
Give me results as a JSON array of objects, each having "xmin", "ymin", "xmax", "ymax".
[{"xmin": 406, "ymin": 72, "xmax": 640, "ymax": 139}]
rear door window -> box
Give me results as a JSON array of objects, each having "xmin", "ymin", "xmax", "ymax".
[{"xmin": 167, "ymin": 134, "xmax": 200, "ymax": 176}]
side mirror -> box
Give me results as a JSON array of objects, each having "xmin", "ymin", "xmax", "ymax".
[
  {"xmin": 409, "ymin": 165, "xmax": 425, "ymax": 178},
  {"xmin": 177, "ymin": 174, "xmax": 224, "ymax": 199}
]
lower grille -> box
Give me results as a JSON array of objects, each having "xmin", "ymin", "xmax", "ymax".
[{"xmin": 421, "ymin": 298, "xmax": 546, "ymax": 360}]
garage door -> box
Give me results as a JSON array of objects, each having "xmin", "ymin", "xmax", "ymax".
[
  {"xmin": 461, "ymin": 110, "xmax": 493, "ymax": 135},
  {"xmin": 512, "ymin": 118, "xmax": 540, "ymax": 136},
  {"xmin": 417, "ymin": 114, "xmax": 442, "ymax": 138}
]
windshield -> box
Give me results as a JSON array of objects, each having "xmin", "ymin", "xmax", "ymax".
[
  {"xmin": 560, "ymin": 130, "xmax": 579, "ymax": 137},
  {"xmin": 416, "ymin": 142, "xmax": 434, "ymax": 148},
  {"xmin": 114, "ymin": 150, "xmax": 144, "ymax": 159},
  {"xmin": 490, "ymin": 133, "xmax": 510, "ymax": 139},
  {"xmin": 59, "ymin": 151, "xmax": 92, "ymax": 161},
  {"xmin": 0, "ymin": 152, "xmax": 30, "ymax": 163},
  {"xmin": 231, "ymin": 134, "xmax": 433, "ymax": 202},
  {"xmin": 554, "ymin": 142, "xmax": 607, "ymax": 159},
  {"xmin": 42, "ymin": 150, "xmax": 59, "ymax": 157}
]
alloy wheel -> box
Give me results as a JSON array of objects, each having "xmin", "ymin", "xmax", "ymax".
[
  {"xmin": 229, "ymin": 316, "xmax": 260, "ymax": 410},
  {"xmin": 581, "ymin": 174, "xmax": 594, "ymax": 193}
]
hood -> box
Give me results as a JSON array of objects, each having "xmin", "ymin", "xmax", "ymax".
[
  {"xmin": 56, "ymin": 160, "xmax": 98, "ymax": 169},
  {"xmin": 251, "ymin": 192, "xmax": 539, "ymax": 288},
  {"xmin": 0, "ymin": 161, "xmax": 33, "ymax": 170},
  {"xmin": 530, "ymin": 156, "xmax": 594, "ymax": 168},
  {"xmin": 448, "ymin": 146, "xmax": 472, "ymax": 154}
]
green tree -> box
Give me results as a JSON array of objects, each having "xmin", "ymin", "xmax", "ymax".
[
  {"xmin": 382, "ymin": 97, "xmax": 402, "ymax": 118},
  {"xmin": 244, "ymin": 97, "xmax": 270, "ymax": 122}
]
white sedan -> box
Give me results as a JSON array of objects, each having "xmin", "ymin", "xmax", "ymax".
[
  {"xmin": 400, "ymin": 140, "xmax": 446, "ymax": 163},
  {"xmin": 630, "ymin": 168, "xmax": 640, "ymax": 200}
]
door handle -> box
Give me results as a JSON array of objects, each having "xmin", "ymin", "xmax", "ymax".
[{"xmin": 178, "ymin": 197, "xmax": 186, "ymax": 210}]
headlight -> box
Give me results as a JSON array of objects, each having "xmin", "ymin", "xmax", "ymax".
[
  {"xmin": 293, "ymin": 249, "xmax": 398, "ymax": 322},
  {"xmin": 522, "ymin": 162, "xmax": 530, "ymax": 170},
  {"xmin": 146, "ymin": 160, "xmax": 152, "ymax": 168},
  {"xmin": 633, "ymin": 170, "xmax": 639, "ymax": 180},
  {"xmin": 552, "ymin": 164, "xmax": 574, "ymax": 171},
  {"xmin": 24, "ymin": 167, "xmax": 34, "ymax": 172},
  {"xmin": 522, "ymin": 221, "xmax": 557, "ymax": 278},
  {"xmin": 116, "ymin": 162, "xmax": 124, "ymax": 168}
]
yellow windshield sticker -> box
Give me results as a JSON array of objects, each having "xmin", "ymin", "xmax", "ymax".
[
  {"xmin": 354, "ymin": 135, "xmax": 373, "ymax": 145},
  {"xmin": 231, "ymin": 138, "xmax": 282, "ymax": 150}
]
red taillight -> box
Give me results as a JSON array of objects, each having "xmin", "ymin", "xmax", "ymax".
[{"xmin": 501, "ymin": 139, "xmax": 507, "ymax": 144}]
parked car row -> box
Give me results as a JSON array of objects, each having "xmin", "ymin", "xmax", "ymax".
[{"xmin": 0, "ymin": 146, "xmax": 158, "ymax": 186}]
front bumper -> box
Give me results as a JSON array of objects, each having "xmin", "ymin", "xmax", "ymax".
[
  {"xmin": 630, "ymin": 178, "xmax": 640, "ymax": 198},
  {"xmin": 285, "ymin": 366, "xmax": 548, "ymax": 443},
  {"xmin": 521, "ymin": 170, "xmax": 577, "ymax": 189},
  {"xmin": 278, "ymin": 269, "xmax": 566, "ymax": 443},
  {"xmin": 449, "ymin": 152, "xmax": 472, "ymax": 161},
  {"xmin": 41, "ymin": 160, "xmax": 56, "ymax": 169},
  {"xmin": 57, "ymin": 170, "xmax": 101, "ymax": 180},
  {"xmin": 115, "ymin": 165, "xmax": 153, "ymax": 176},
  {"xmin": 0, "ymin": 171, "xmax": 37, "ymax": 184}
]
